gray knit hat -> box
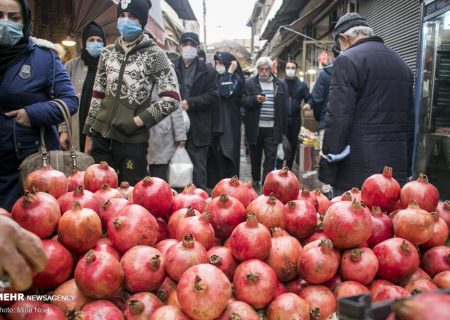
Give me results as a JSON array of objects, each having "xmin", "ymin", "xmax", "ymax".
[{"xmin": 332, "ymin": 12, "xmax": 369, "ymax": 41}]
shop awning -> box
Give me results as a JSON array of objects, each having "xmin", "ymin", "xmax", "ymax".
[
  {"xmin": 165, "ymin": 0, "xmax": 197, "ymax": 21},
  {"xmin": 269, "ymin": 0, "xmax": 336, "ymax": 58}
]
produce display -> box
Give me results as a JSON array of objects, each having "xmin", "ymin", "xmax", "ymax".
[{"xmin": 1, "ymin": 164, "xmax": 450, "ymax": 320}]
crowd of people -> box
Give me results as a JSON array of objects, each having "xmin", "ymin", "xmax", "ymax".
[{"xmin": 0, "ymin": 0, "xmax": 416, "ymax": 290}]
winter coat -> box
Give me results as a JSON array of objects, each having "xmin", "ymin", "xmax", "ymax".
[
  {"xmin": 83, "ymin": 34, "xmax": 180, "ymax": 144},
  {"xmin": 281, "ymin": 77, "xmax": 310, "ymax": 119},
  {"xmin": 0, "ymin": 38, "xmax": 78, "ymax": 154},
  {"xmin": 174, "ymin": 58, "xmax": 218, "ymax": 147},
  {"xmin": 319, "ymin": 37, "xmax": 415, "ymax": 191},
  {"xmin": 308, "ymin": 64, "xmax": 333, "ymax": 130},
  {"xmin": 242, "ymin": 75, "xmax": 288, "ymax": 145}
]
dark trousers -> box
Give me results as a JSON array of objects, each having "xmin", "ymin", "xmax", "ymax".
[
  {"xmin": 149, "ymin": 164, "xmax": 169, "ymax": 181},
  {"xmin": 249, "ymin": 127, "xmax": 277, "ymax": 183},
  {"xmin": 185, "ymin": 141, "xmax": 209, "ymax": 190},
  {"xmin": 91, "ymin": 132, "xmax": 148, "ymax": 186},
  {"xmin": 286, "ymin": 117, "xmax": 301, "ymax": 169},
  {"xmin": 207, "ymin": 137, "xmax": 238, "ymax": 188}
]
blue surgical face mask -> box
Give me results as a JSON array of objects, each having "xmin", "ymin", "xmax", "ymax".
[
  {"xmin": 117, "ymin": 17, "xmax": 142, "ymax": 40},
  {"xmin": 86, "ymin": 41, "xmax": 104, "ymax": 57},
  {"xmin": 0, "ymin": 20, "xmax": 24, "ymax": 46}
]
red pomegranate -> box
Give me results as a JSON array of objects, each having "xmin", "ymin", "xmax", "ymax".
[
  {"xmin": 120, "ymin": 246, "xmax": 165, "ymax": 293},
  {"xmin": 263, "ymin": 167, "xmax": 300, "ymax": 204},
  {"xmin": 361, "ymin": 166, "xmax": 401, "ymax": 211},
  {"xmin": 421, "ymin": 212, "xmax": 449, "ymax": 250},
  {"xmin": 301, "ymin": 225, "xmax": 329, "ymax": 246},
  {"xmin": 67, "ymin": 169, "xmax": 85, "ymax": 192},
  {"xmin": 149, "ymin": 305, "xmax": 190, "ymax": 320},
  {"xmin": 156, "ymin": 217, "xmax": 169, "ymax": 243},
  {"xmin": 177, "ymin": 264, "xmax": 232, "ymax": 320},
  {"xmin": 94, "ymin": 183, "xmax": 122, "ymax": 205},
  {"xmin": 373, "ymin": 238, "xmax": 419, "ymax": 283},
  {"xmin": 84, "ymin": 161, "xmax": 118, "ymax": 193},
  {"xmin": 323, "ymin": 201, "xmax": 372, "ymax": 249},
  {"xmin": 392, "ymin": 200, "xmax": 434, "ymax": 245},
  {"xmin": 132, "ymin": 176, "xmax": 173, "ymax": 220},
  {"xmin": 6, "ymin": 301, "xmax": 43, "ymax": 320},
  {"xmin": 330, "ymin": 191, "xmax": 353, "ymax": 205},
  {"xmin": 340, "ymin": 248, "xmax": 379, "ymax": 285},
  {"xmin": 421, "ymin": 246, "xmax": 450, "ymax": 277},
  {"xmin": 212, "ymin": 176, "xmax": 257, "ymax": 208},
  {"xmin": 398, "ymin": 268, "xmax": 432, "ymax": 287},
  {"xmin": 206, "ymin": 194, "xmax": 246, "ymax": 239},
  {"xmin": 372, "ymin": 284, "xmax": 410, "ymax": 302},
  {"xmin": 24, "ymin": 165, "xmax": 68, "ymax": 199},
  {"xmin": 123, "ymin": 292, "xmax": 163, "ymax": 319},
  {"xmin": 80, "ymin": 300, "xmax": 124, "ymax": 320},
  {"xmin": 12, "ymin": 190, "xmax": 60, "ymax": 239},
  {"xmin": 171, "ymin": 183, "xmax": 206, "ymax": 214},
  {"xmin": 107, "ymin": 204, "xmax": 158, "ymax": 253},
  {"xmin": 369, "ymin": 279, "xmax": 393, "ymax": 294},
  {"xmin": 297, "ymin": 187, "xmax": 318, "ymax": 209},
  {"xmin": 347, "ymin": 187, "xmax": 362, "ymax": 203},
  {"xmin": 392, "ymin": 292, "xmax": 450, "ymax": 320},
  {"xmin": 58, "ymin": 185, "xmax": 101, "ymax": 215},
  {"xmin": 194, "ymin": 187, "xmax": 209, "ymax": 199},
  {"xmin": 266, "ymin": 293, "xmax": 311, "ymax": 320},
  {"xmin": 233, "ymin": 259, "xmax": 278, "ymax": 309},
  {"xmin": 207, "ymin": 246, "xmax": 238, "ymax": 281},
  {"xmin": 297, "ymin": 239, "xmax": 340, "ymax": 284},
  {"xmin": 156, "ymin": 276, "xmax": 177, "ymax": 303},
  {"xmin": 266, "ymin": 228, "xmax": 303, "ymax": 282},
  {"xmin": 246, "ymin": 194, "xmax": 285, "ymax": 230},
  {"xmin": 99, "ymin": 198, "xmax": 129, "ymax": 230},
  {"xmin": 0, "ymin": 207, "xmax": 10, "ymax": 218},
  {"xmin": 215, "ymin": 301, "xmax": 259, "ymax": 320},
  {"xmin": 323, "ymin": 273, "xmax": 343, "ymax": 292},
  {"xmin": 404, "ymin": 279, "xmax": 438, "ymax": 295},
  {"xmin": 334, "ymin": 281, "xmax": 369, "ymax": 299},
  {"xmin": 437, "ymin": 200, "xmax": 450, "ymax": 228},
  {"xmin": 168, "ymin": 207, "xmax": 200, "ymax": 239},
  {"xmin": 285, "ymin": 278, "xmax": 311, "ymax": 296},
  {"xmin": 117, "ymin": 181, "xmax": 133, "ymax": 200},
  {"xmin": 57, "ymin": 202, "xmax": 102, "ymax": 252},
  {"xmin": 433, "ymin": 271, "xmax": 450, "ymax": 289},
  {"xmin": 176, "ymin": 212, "xmax": 215, "ymax": 250},
  {"xmin": 32, "ymin": 240, "xmax": 73, "ymax": 289},
  {"xmin": 229, "ymin": 214, "xmax": 272, "ymax": 261},
  {"xmin": 367, "ymin": 206, "xmax": 393, "ymax": 247},
  {"xmin": 164, "ymin": 234, "xmax": 209, "ymax": 282},
  {"xmin": 314, "ymin": 189, "xmax": 331, "ymax": 215},
  {"xmin": 400, "ymin": 173, "xmax": 440, "ymax": 212},
  {"xmin": 284, "ymin": 199, "xmax": 317, "ymax": 240},
  {"xmin": 299, "ymin": 285, "xmax": 337, "ymax": 320},
  {"xmin": 74, "ymin": 250, "xmax": 124, "ymax": 299},
  {"xmin": 22, "ymin": 304, "xmax": 67, "ymax": 320},
  {"xmin": 155, "ymin": 239, "xmax": 178, "ymax": 256},
  {"xmin": 51, "ymin": 279, "xmax": 92, "ymax": 315}
]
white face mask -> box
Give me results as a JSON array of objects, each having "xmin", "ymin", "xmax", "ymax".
[
  {"xmin": 286, "ymin": 69, "xmax": 296, "ymax": 78},
  {"xmin": 216, "ymin": 65, "xmax": 226, "ymax": 74},
  {"xmin": 182, "ymin": 46, "xmax": 198, "ymax": 61}
]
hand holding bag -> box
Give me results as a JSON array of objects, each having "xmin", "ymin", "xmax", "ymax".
[
  {"xmin": 168, "ymin": 147, "xmax": 193, "ymax": 188},
  {"xmin": 19, "ymin": 99, "xmax": 95, "ymax": 188}
]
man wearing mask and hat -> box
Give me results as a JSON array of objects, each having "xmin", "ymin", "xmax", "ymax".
[
  {"xmin": 319, "ymin": 12, "xmax": 414, "ymax": 195},
  {"xmin": 83, "ymin": 0, "xmax": 180, "ymax": 186},
  {"xmin": 174, "ymin": 32, "xmax": 218, "ymax": 191},
  {"xmin": 61, "ymin": 22, "xmax": 106, "ymax": 152}
]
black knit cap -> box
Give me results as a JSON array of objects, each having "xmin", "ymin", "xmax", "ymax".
[
  {"xmin": 332, "ymin": 12, "xmax": 369, "ymax": 42},
  {"xmin": 82, "ymin": 22, "xmax": 105, "ymax": 49},
  {"xmin": 117, "ymin": 0, "xmax": 152, "ymax": 29}
]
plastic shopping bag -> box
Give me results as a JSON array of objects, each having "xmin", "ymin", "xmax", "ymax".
[{"xmin": 168, "ymin": 147, "xmax": 193, "ymax": 188}]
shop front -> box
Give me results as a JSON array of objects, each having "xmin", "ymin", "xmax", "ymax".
[{"xmin": 415, "ymin": 0, "xmax": 450, "ymax": 199}]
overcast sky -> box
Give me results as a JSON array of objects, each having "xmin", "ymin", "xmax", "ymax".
[{"xmin": 189, "ymin": 0, "xmax": 256, "ymax": 44}]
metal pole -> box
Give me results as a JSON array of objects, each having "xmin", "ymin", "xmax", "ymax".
[
  {"xmin": 279, "ymin": 26, "xmax": 333, "ymax": 48},
  {"xmin": 203, "ymin": 0, "xmax": 207, "ymax": 48}
]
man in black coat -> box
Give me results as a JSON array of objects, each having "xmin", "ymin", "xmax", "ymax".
[
  {"xmin": 174, "ymin": 32, "xmax": 218, "ymax": 190},
  {"xmin": 243, "ymin": 56, "xmax": 288, "ymax": 185},
  {"xmin": 281, "ymin": 61, "xmax": 310, "ymax": 169},
  {"xmin": 320, "ymin": 13, "xmax": 415, "ymax": 195}
]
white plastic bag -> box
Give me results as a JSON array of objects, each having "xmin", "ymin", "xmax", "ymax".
[
  {"xmin": 276, "ymin": 143, "xmax": 285, "ymax": 160},
  {"xmin": 168, "ymin": 147, "xmax": 193, "ymax": 188},
  {"xmin": 182, "ymin": 110, "xmax": 190, "ymax": 132}
]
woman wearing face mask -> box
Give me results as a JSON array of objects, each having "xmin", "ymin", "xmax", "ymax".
[
  {"xmin": 0, "ymin": 0, "xmax": 78, "ymax": 211},
  {"xmin": 61, "ymin": 22, "xmax": 105, "ymax": 152},
  {"xmin": 207, "ymin": 52, "xmax": 245, "ymax": 187},
  {"xmin": 83, "ymin": 0, "xmax": 180, "ymax": 186}
]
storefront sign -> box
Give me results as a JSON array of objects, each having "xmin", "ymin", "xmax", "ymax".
[{"xmin": 425, "ymin": 0, "xmax": 450, "ymax": 19}]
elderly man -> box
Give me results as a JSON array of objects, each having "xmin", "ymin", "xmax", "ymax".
[
  {"xmin": 319, "ymin": 13, "xmax": 415, "ymax": 195},
  {"xmin": 243, "ymin": 56, "xmax": 288, "ymax": 186}
]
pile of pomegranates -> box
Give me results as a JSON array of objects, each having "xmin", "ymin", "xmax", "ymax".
[{"xmin": 1, "ymin": 164, "xmax": 449, "ymax": 320}]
